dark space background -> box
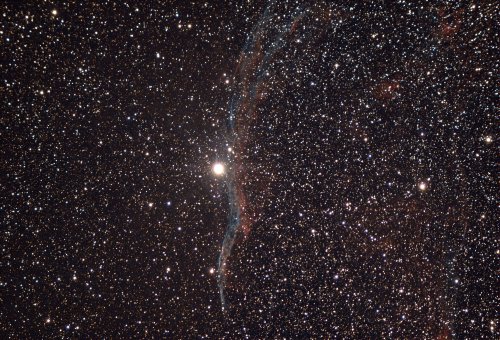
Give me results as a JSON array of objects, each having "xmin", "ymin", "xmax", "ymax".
[{"xmin": 1, "ymin": 1, "xmax": 497, "ymax": 338}]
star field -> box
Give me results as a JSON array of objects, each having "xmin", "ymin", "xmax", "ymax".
[{"xmin": 2, "ymin": 1, "xmax": 498, "ymax": 338}]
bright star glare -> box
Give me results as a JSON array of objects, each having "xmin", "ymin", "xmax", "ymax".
[{"xmin": 213, "ymin": 163, "xmax": 225, "ymax": 176}]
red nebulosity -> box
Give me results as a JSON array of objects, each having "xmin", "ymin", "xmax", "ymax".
[
  {"xmin": 435, "ymin": 7, "xmax": 464, "ymax": 40},
  {"xmin": 234, "ymin": 161, "xmax": 252, "ymax": 240},
  {"xmin": 436, "ymin": 325, "xmax": 452, "ymax": 340},
  {"xmin": 290, "ymin": 16, "xmax": 301, "ymax": 34},
  {"xmin": 373, "ymin": 78, "xmax": 401, "ymax": 102}
]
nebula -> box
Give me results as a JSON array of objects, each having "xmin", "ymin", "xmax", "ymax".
[{"xmin": 217, "ymin": 1, "xmax": 307, "ymax": 312}]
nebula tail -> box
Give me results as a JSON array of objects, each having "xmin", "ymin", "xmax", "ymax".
[
  {"xmin": 217, "ymin": 171, "xmax": 240, "ymax": 311},
  {"xmin": 217, "ymin": 1, "xmax": 307, "ymax": 312}
]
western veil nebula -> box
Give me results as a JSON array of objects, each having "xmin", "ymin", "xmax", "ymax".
[{"xmin": 217, "ymin": 1, "xmax": 307, "ymax": 312}]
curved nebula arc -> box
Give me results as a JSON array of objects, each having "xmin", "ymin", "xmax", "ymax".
[{"xmin": 217, "ymin": 1, "xmax": 307, "ymax": 313}]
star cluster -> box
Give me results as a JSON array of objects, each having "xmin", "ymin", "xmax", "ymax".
[{"xmin": 2, "ymin": 1, "xmax": 497, "ymax": 338}]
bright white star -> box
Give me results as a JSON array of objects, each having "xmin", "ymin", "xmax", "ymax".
[{"xmin": 212, "ymin": 163, "xmax": 225, "ymax": 176}]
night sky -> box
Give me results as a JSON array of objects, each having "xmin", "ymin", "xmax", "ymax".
[{"xmin": 2, "ymin": 1, "xmax": 498, "ymax": 338}]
